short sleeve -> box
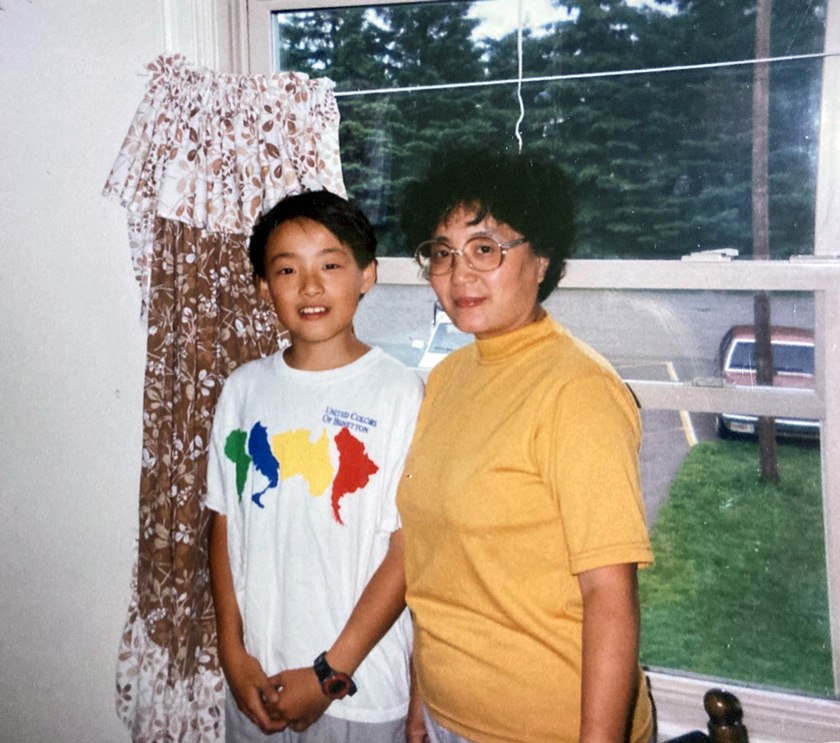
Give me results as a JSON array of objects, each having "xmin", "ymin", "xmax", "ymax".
[
  {"xmin": 539, "ymin": 372, "xmax": 653, "ymax": 574},
  {"xmin": 376, "ymin": 371, "xmax": 424, "ymax": 534},
  {"xmin": 202, "ymin": 384, "xmax": 233, "ymax": 515}
]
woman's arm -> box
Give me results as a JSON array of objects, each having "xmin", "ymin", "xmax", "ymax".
[{"xmin": 577, "ymin": 562, "xmax": 641, "ymax": 743}]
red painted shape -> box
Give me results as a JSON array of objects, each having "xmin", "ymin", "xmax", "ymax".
[{"xmin": 331, "ymin": 427, "xmax": 379, "ymax": 524}]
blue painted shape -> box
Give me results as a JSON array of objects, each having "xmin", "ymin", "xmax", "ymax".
[{"xmin": 248, "ymin": 422, "xmax": 279, "ymax": 508}]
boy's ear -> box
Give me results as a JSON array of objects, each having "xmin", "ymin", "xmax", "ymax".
[
  {"xmin": 360, "ymin": 259, "xmax": 377, "ymax": 295},
  {"xmin": 258, "ymin": 277, "xmax": 271, "ymax": 302}
]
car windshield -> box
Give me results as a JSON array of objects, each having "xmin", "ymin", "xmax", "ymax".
[
  {"xmin": 428, "ymin": 322, "xmax": 472, "ymax": 355},
  {"xmin": 728, "ymin": 341, "xmax": 815, "ymax": 374}
]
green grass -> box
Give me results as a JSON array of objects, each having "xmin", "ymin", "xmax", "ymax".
[{"xmin": 639, "ymin": 439, "xmax": 834, "ymax": 695}]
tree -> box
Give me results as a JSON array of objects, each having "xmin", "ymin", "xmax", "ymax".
[
  {"xmin": 278, "ymin": 3, "xmax": 490, "ymax": 254},
  {"xmin": 669, "ymin": 0, "xmax": 823, "ymax": 258},
  {"xmin": 483, "ymin": 1, "xmax": 687, "ymax": 256},
  {"xmin": 272, "ymin": 0, "xmax": 824, "ymax": 259}
]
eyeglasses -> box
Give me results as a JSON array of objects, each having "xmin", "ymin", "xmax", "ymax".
[{"xmin": 414, "ymin": 234, "xmax": 528, "ymax": 277}]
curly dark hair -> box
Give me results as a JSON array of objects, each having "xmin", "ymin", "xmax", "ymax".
[
  {"xmin": 400, "ymin": 148, "xmax": 577, "ymax": 302},
  {"xmin": 249, "ymin": 190, "xmax": 377, "ymax": 279}
]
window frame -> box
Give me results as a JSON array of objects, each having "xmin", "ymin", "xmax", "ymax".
[{"xmin": 168, "ymin": 0, "xmax": 840, "ymax": 735}]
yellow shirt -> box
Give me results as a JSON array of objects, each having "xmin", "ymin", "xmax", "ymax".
[{"xmin": 398, "ymin": 315, "xmax": 653, "ymax": 743}]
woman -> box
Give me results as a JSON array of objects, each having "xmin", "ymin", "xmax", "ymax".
[{"xmin": 397, "ymin": 148, "xmax": 653, "ymax": 743}]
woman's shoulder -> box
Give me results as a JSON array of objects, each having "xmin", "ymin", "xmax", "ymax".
[
  {"xmin": 547, "ymin": 336, "xmax": 642, "ymax": 427},
  {"xmin": 425, "ymin": 341, "xmax": 475, "ymax": 386},
  {"xmin": 530, "ymin": 321, "xmax": 641, "ymax": 412},
  {"xmin": 535, "ymin": 320, "xmax": 618, "ymax": 379}
]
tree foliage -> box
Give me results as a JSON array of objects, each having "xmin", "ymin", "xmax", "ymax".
[{"xmin": 274, "ymin": 1, "xmax": 825, "ymax": 258}]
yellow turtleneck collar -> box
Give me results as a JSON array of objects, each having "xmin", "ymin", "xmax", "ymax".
[{"xmin": 474, "ymin": 311, "xmax": 560, "ymax": 365}]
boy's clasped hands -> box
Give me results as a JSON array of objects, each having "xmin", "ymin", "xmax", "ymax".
[{"xmin": 225, "ymin": 648, "xmax": 332, "ymax": 734}]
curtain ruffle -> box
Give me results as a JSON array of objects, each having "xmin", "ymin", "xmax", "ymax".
[
  {"xmin": 104, "ymin": 54, "xmax": 345, "ymax": 313},
  {"xmin": 116, "ymin": 561, "xmax": 225, "ymax": 742}
]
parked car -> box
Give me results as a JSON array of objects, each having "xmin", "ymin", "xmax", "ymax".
[
  {"xmin": 418, "ymin": 309, "xmax": 473, "ymax": 370},
  {"xmin": 717, "ymin": 324, "xmax": 819, "ymax": 438}
]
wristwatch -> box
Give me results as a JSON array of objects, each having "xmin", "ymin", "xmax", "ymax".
[{"xmin": 313, "ymin": 651, "xmax": 357, "ymax": 699}]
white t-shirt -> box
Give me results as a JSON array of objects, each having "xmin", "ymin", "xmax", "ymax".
[{"xmin": 204, "ymin": 347, "xmax": 424, "ymax": 723}]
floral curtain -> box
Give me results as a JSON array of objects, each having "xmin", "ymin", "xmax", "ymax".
[{"xmin": 104, "ymin": 55, "xmax": 345, "ymax": 741}]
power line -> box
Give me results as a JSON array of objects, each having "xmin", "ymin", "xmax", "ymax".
[{"xmin": 333, "ymin": 51, "xmax": 833, "ymax": 98}]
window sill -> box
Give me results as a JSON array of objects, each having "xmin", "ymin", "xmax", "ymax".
[{"xmin": 648, "ymin": 670, "xmax": 840, "ymax": 742}]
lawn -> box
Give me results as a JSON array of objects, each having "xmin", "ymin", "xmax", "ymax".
[{"xmin": 639, "ymin": 438, "xmax": 834, "ymax": 695}]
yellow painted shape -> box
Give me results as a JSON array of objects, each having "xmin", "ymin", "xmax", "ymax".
[{"xmin": 271, "ymin": 428, "xmax": 334, "ymax": 496}]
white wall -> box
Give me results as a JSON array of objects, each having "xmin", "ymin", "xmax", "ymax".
[{"xmin": 0, "ymin": 2, "xmax": 161, "ymax": 740}]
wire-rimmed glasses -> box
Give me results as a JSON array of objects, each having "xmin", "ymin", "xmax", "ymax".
[{"xmin": 414, "ymin": 234, "xmax": 528, "ymax": 277}]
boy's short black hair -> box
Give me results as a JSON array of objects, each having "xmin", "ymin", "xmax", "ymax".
[
  {"xmin": 249, "ymin": 190, "xmax": 377, "ymax": 278},
  {"xmin": 399, "ymin": 148, "xmax": 577, "ymax": 303}
]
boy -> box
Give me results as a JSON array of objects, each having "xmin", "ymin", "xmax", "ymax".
[{"xmin": 204, "ymin": 190, "xmax": 423, "ymax": 742}]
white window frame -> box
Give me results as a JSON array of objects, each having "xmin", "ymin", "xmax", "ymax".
[{"xmin": 164, "ymin": 0, "xmax": 840, "ymax": 738}]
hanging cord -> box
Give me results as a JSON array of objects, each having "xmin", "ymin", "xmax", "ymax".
[
  {"xmin": 514, "ymin": 0, "xmax": 525, "ymax": 152},
  {"xmin": 332, "ymin": 51, "xmax": 832, "ymax": 98}
]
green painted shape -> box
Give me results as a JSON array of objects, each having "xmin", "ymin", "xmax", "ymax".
[{"xmin": 224, "ymin": 429, "xmax": 251, "ymax": 501}]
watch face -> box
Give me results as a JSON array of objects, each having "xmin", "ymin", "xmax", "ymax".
[
  {"xmin": 326, "ymin": 677, "xmax": 349, "ymax": 697},
  {"xmin": 323, "ymin": 672, "xmax": 352, "ymax": 699}
]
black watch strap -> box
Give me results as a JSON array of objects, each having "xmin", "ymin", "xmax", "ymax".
[{"xmin": 313, "ymin": 651, "xmax": 357, "ymax": 699}]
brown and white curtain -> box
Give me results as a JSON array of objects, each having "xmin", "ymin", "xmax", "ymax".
[{"xmin": 103, "ymin": 54, "xmax": 345, "ymax": 741}]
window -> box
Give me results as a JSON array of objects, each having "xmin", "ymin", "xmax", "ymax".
[
  {"xmin": 252, "ymin": 0, "xmax": 826, "ymax": 261},
  {"xmin": 725, "ymin": 337, "xmax": 815, "ymax": 377},
  {"xmin": 241, "ymin": 0, "xmax": 840, "ymax": 735}
]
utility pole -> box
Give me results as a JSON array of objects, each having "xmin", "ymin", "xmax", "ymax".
[{"xmin": 752, "ymin": 0, "xmax": 779, "ymax": 483}]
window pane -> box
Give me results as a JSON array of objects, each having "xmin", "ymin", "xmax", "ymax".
[
  {"xmin": 355, "ymin": 283, "xmax": 437, "ymax": 368},
  {"xmin": 640, "ymin": 437, "xmax": 830, "ymax": 696},
  {"xmin": 272, "ymin": 1, "xmax": 826, "ymax": 260},
  {"xmin": 355, "ymin": 282, "xmax": 832, "ymax": 696},
  {"xmin": 270, "ymin": 0, "xmax": 836, "ymax": 699}
]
